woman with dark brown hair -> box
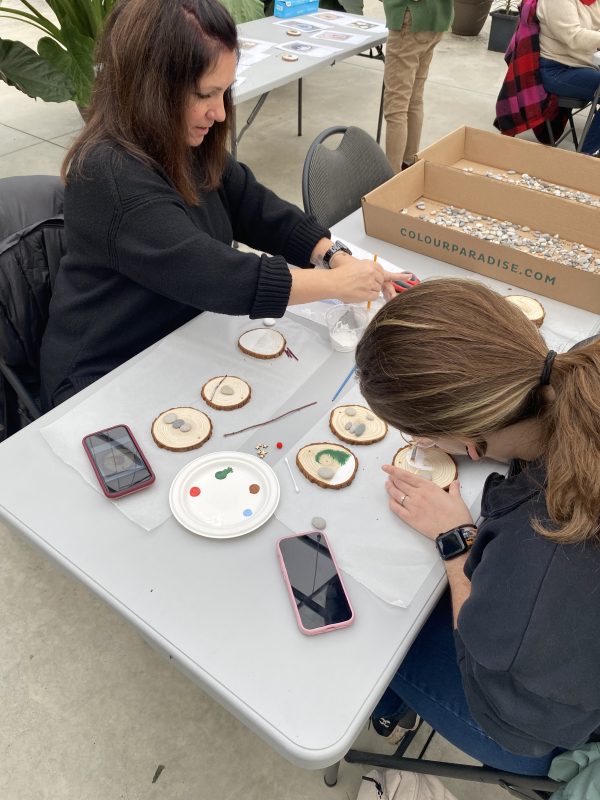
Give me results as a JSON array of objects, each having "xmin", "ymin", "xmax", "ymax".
[
  {"xmin": 40, "ymin": 0, "xmax": 398, "ymax": 409},
  {"xmin": 355, "ymin": 278, "xmax": 600, "ymax": 774}
]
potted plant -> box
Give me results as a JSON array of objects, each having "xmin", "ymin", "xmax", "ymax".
[
  {"xmin": 0, "ymin": 0, "xmax": 264, "ymax": 109},
  {"xmin": 488, "ymin": 0, "xmax": 521, "ymax": 52},
  {"xmin": 451, "ymin": 0, "xmax": 493, "ymax": 37}
]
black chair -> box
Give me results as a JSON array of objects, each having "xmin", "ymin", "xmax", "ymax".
[
  {"xmin": 0, "ymin": 175, "xmax": 65, "ymax": 441},
  {"xmin": 342, "ymin": 725, "xmax": 563, "ymax": 800},
  {"xmin": 545, "ymin": 84, "xmax": 600, "ymax": 151},
  {"xmin": 302, "ymin": 125, "xmax": 394, "ymax": 229}
]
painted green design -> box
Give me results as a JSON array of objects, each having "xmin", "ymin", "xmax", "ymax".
[
  {"xmin": 215, "ymin": 467, "xmax": 233, "ymax": 480},
  {"xmin": 315, "ymin": 448, "xmax": 350, "ymax": 466}
]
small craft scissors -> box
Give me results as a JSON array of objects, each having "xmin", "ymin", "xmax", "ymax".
[{"xmin": 391, "ymin": 273, "xmax": 420, "ymax": 293}]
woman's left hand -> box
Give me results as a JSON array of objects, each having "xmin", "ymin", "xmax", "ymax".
[{"xmin": 382, "ymin": 464, "xmax": 474, "ymax": 539}]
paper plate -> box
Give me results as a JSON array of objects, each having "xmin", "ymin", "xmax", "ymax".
[{"xmin": 169, "ymin": 451, "xmax": 280, "ymax": 538}]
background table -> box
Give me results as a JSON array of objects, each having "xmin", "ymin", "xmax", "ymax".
[{"xmin": 233, "ymin": 15, "xmax": 387, "ymax": 154}]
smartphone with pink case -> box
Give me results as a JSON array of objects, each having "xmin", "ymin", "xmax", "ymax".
[{"xmin": 276, "ymin": 531, "xmax": 354, "ymax": 635}]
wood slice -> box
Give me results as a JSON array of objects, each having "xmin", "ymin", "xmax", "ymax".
[
  {"xmin": 151, "ymin": 407, "xmax": 212, "ymax": 452},
  {"xmin": 392, "ymin": 445, "xmax": 457, "ymax": 490},
  {"xmin": 506, "ymin": 295, "xmax": 545, "ymax": 326},
  {"xmin": 329, "ymin": 404, "xmax": 387, "ymax": 445},
  {"xmin": 201, "ymin": 375, "xmax": 251, "ymax": 410},
  {"xmin": 296, "ymin": 442, "xmax": 358, "ymax": 490},
  {"xmin": 238, "ymin": 328, "xmax": 286, "ymax": 359}
]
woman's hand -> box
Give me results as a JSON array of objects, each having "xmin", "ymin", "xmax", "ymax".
[
  {"xmin": 382, "ymin": 464, "xmax": 474, "ymax": 539},
  {"xmin": 330, "ymin": 255, "xmax": 413, "ymax": 304}
]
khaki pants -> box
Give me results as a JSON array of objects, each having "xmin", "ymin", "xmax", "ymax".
[{"xmin": 384, "ymin": 11, "xmax": 443, "ymax": 173}]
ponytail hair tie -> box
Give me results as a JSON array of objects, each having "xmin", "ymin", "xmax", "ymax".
[{"xmin": 540, "ymin": 350, "xmax": 556, "ymax": 386}]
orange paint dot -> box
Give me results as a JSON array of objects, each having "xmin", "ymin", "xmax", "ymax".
[{"xmin": 189, "ymin": 486, "xmax": 201, "ymax": 497}]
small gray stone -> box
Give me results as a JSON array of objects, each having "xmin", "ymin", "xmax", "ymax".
[
  {"xmin": 317, "ymin": 466, "xmax": 335, "ymax": 480},
  {"xmin": 344, "ymin": 422, "xmax": 353, "ymax": 430},
  {"xmin": 352, "ymin": 423, "xmax": 366, "ymax": 437},
  {"xmin": 345, "ymin": 407, "xmax": 357, "ymax": 416},
  {"xmin": 220, "ymin": 385, "xmax": 235, "ymax": 395},
  {"xmin": 311, "ymin": 516, "xmax": 327, "ymax": 530},
  {"xmin": 179, "ymin": 423, "xmax": 192, "ymax": 433},
  {"xmin": 164, "ymin": 413, "xmax": 177, "ymax": 424},
  {"xmin": 366, "ymin": 413, "xmax": 374, "ymax": 420},
  {"xmin": 171, "ymin": 419, "xmax": 184, "ymax": 429},
  {"xmin": 262, "ymin": 318, "xmax": 276, "ymax": 327}
]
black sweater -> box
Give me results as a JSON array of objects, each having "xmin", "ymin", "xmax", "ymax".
[
  {"xmin": 40, "ymin": 144, "xmax": 328, "ymax": 408},
  {"xmin": 455, "ymin": 463, "xmax": 600, "ymax": 756}
]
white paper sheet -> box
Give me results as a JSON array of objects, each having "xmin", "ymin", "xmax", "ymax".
[
  {"xmin": 272, "ymin": 18, "xmax": 328, "ymax": 33},
  {"xmin": 275, "ymin": 42, "xmax": 340, "ymax": 58},
  {"xmin": 274, "ymin": 385, "xmax": 502, "ymax": 607},
  {"xmin": 311, "ymin": 29, "xmax": 369, "ymax": 45},
  {"xmin": 40, "ymin": 315, "xmax": 333, "ymax": 531}
]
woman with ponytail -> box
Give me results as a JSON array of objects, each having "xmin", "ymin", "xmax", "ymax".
[{"xmin": 355, "ymin": 278, "xmax": 600, "ymax": 774}]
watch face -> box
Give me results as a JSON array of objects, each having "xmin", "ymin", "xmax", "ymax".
[{"xmin": 436, "ymin": 529, "xmax": 467, "ymax": 560}]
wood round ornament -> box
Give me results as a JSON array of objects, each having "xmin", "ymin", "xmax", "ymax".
[
  {"xmin": 201, "ymin": 376, "xmax": 251, "ymax": 410},
  {"xmin": 506, "ymin": 295, "xmax": 545, "ymax": 327},
  {"xmin": 329, "ymin": 404, "xmax": 387, "ymax": 445},
  {"xmin": 392, "ymin": 445, "xmax": 457, "ymax": 490},
  {"xmin": 286, "ymin": 28, "xmax": 302, "ymax": 36},
  {"xmin": 151, "ymin": 407, "xmax": 212, "ymax": 452},
  {"xmin": 296, "ymin": 442, "xmax": 358, "ymax": 490},
  {"xmin": 238, "ymin": 328, "xmax": 286, "ymax": 359},
  {"xmin": 281, "ymin": 52, "xmax": 299, "ymax": 62}
]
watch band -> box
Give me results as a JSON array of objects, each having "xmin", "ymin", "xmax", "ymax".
[
  {"xmin": 316, "ymin": 240, "xmax": 352, "ymax": 268},
  {"xmin": 435, "ymin": 524, "xmax": 477, "ymax": 561}
]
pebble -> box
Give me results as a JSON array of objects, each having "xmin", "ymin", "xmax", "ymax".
[
  {"xmin": 262, "ymin": 318, "xmax": 276, "ymax": 327},
  {"xmin": 171, "ymin": 419, "xmax": 184, "ymax": 429},
  {"xmin": 352, "ymin": 423, "xmax": 366, "ymax": 437},
  {"xmin": 311, "ymin": 516, "xmax": 327, "ymax": 530},
  {"xmin": 164, "ymin": 413, "xmax": 177, "ymax": 424},
  {"xmin": 220, "ymin": 385, "xmax": 234, "ymax": 395},
  {"xmin": 345, "ymin": 407, "xmax": 356, "ymax": 416},
  {"xmin": 179, "ymin": 423, "xmax": 192, "ymax": 433},
  {"xmin": 318, "ymin": 466, "xmax": 335, "ymax": 480},
  {"xmin": 344, "ymin": 422, "xmax": 353, "ymax": 430},
  {"xmin": 366, "ymin": 413, "xmax": 374, "ymax": 420}
]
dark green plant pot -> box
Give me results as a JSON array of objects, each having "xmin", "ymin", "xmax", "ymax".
[
  {"xmin": 487, "ymin": 10, "xmax": 519, "ymax": 53},
  {"xmin": 451, "ymin": 0, "xmax": 493, "ymax": 36}
]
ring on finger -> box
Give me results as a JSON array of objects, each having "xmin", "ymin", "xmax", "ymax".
[{"xmin": 400, "ymin": 494, "xmax": 408, "ymax": 507}]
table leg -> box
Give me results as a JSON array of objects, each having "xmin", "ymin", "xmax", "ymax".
[
  {"xmin": 323, "ymin": 761, "xmax": 340, "ymax": 787},
  {"xmin": 298, "ymin": 78, "xmax": 303, "ymax": 137}
]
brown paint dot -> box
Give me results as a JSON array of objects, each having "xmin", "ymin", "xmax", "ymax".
[{"xmin": 249, "ymin": 484, "xmax": 260, "ymax": 494}]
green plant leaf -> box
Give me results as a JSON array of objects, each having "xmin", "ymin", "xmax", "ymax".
[
  {"xmin": 38, "ymin": 23, "xmax": 94, "ymax": 107},
  {"xmin": 220, "ymin": 0, "xmax": 264, "ymax": 24},
  {"xmin": 0, "ymin": 37, "xmax": 74, "ymax": 101}
]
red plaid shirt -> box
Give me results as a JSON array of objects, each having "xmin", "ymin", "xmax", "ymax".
[{"xmin": 493, "ymin": 0, "xmax": 567, "ymax": 142}]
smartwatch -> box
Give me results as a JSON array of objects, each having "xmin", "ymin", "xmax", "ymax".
[
  {"xmin": 435, "ymin": 525, "xmax": 477, "ymax": 561},
  {"xmin": 315, "ymin": 240, "xmax": 352, "ymax": 268}
]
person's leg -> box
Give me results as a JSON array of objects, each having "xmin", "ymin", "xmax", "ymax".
[
  {"xmin": 403, "ymin": 31, "xmax": 443, "ymax": 165},
  {"xmin": 383, "ymin": 13, "xmax": 422, "ymax": 173},
  {"xmin": 372, "ymin": 592, "xmax": 558, "ymax": 775},
  {"xmin": 539, "ymin": 58, "xmax": 600, "ymax": 154}
]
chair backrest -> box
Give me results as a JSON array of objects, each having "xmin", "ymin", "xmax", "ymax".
[
  {"xmin": 302, "ymin": 126, "xmax": 395, "ymax": 229},
  {"xmin": 0, "ymin": 175, "xmax": 65, "ymax": 440}
]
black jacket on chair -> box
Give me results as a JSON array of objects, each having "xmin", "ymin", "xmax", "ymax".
[{"xmin": 0, "ymin": 215, "xmax": 65, "ymax": 441}]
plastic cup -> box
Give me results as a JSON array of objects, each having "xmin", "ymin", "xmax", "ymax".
[{"xmin": 325, "ymin": 304, "xmax": 369, "ymax": 353}]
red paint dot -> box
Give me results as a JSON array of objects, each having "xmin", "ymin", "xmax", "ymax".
[
  {"xmin": 276, "ymin": 442, "xmax": 283, "ymax": 449},
  {"xmin": 189, "ymin": 486, "xmax": 201, "ymax": 497}
]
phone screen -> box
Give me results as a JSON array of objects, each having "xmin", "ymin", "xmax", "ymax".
[
  {"xmin": 278, "ymin": 533, "xmax": 353, "ymax": 631},
  {"xmin": 84, "ymin": 426, "xmax": 152, "ymax": 495}
]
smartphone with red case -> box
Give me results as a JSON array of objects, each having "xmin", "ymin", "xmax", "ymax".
[
  {"xmin": 276, "ymin": 531, "xmax": 354, "ymax": 635},
  {"xmin": 82, "ymin": 424, "xmax": 155, "ymax": 499}
]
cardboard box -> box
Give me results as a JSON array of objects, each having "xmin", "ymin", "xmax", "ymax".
[
  {"xmin": 274, "ymin": 0, "xmax": 319, "ymax": 18},
  {"xmin": 417, "ymin": 125, "xmax": 600, "ymax": 202},
  {"xmin": 361, "ymin": 159, "xmax": 600, "ymax": 314}
]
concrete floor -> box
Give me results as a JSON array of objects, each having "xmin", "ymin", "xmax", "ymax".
[{"xmin": 0, "ymin": 3, "xmax": 570, "ymax": 798}]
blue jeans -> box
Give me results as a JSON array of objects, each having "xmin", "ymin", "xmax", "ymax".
[
  {"xmin": 539, "ymin": 57, "xmax": 600, "ymax": 154},
  {"xmin": 372, "ymin": 592, "xmax": 559, "ymax": 776}
]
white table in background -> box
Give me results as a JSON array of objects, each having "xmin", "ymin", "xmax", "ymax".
[
  {"xmin": 0, "ymin": 212, "xmax": 598, "ymax": 781},
  {"xmin": 233, "ymin": 14, "xmax": 387, "ymax": 154}
]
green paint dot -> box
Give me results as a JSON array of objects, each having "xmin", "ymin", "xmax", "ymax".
[{"xmin": 215, "ymin": 467, "xmax": 233, "ymax": 480}]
